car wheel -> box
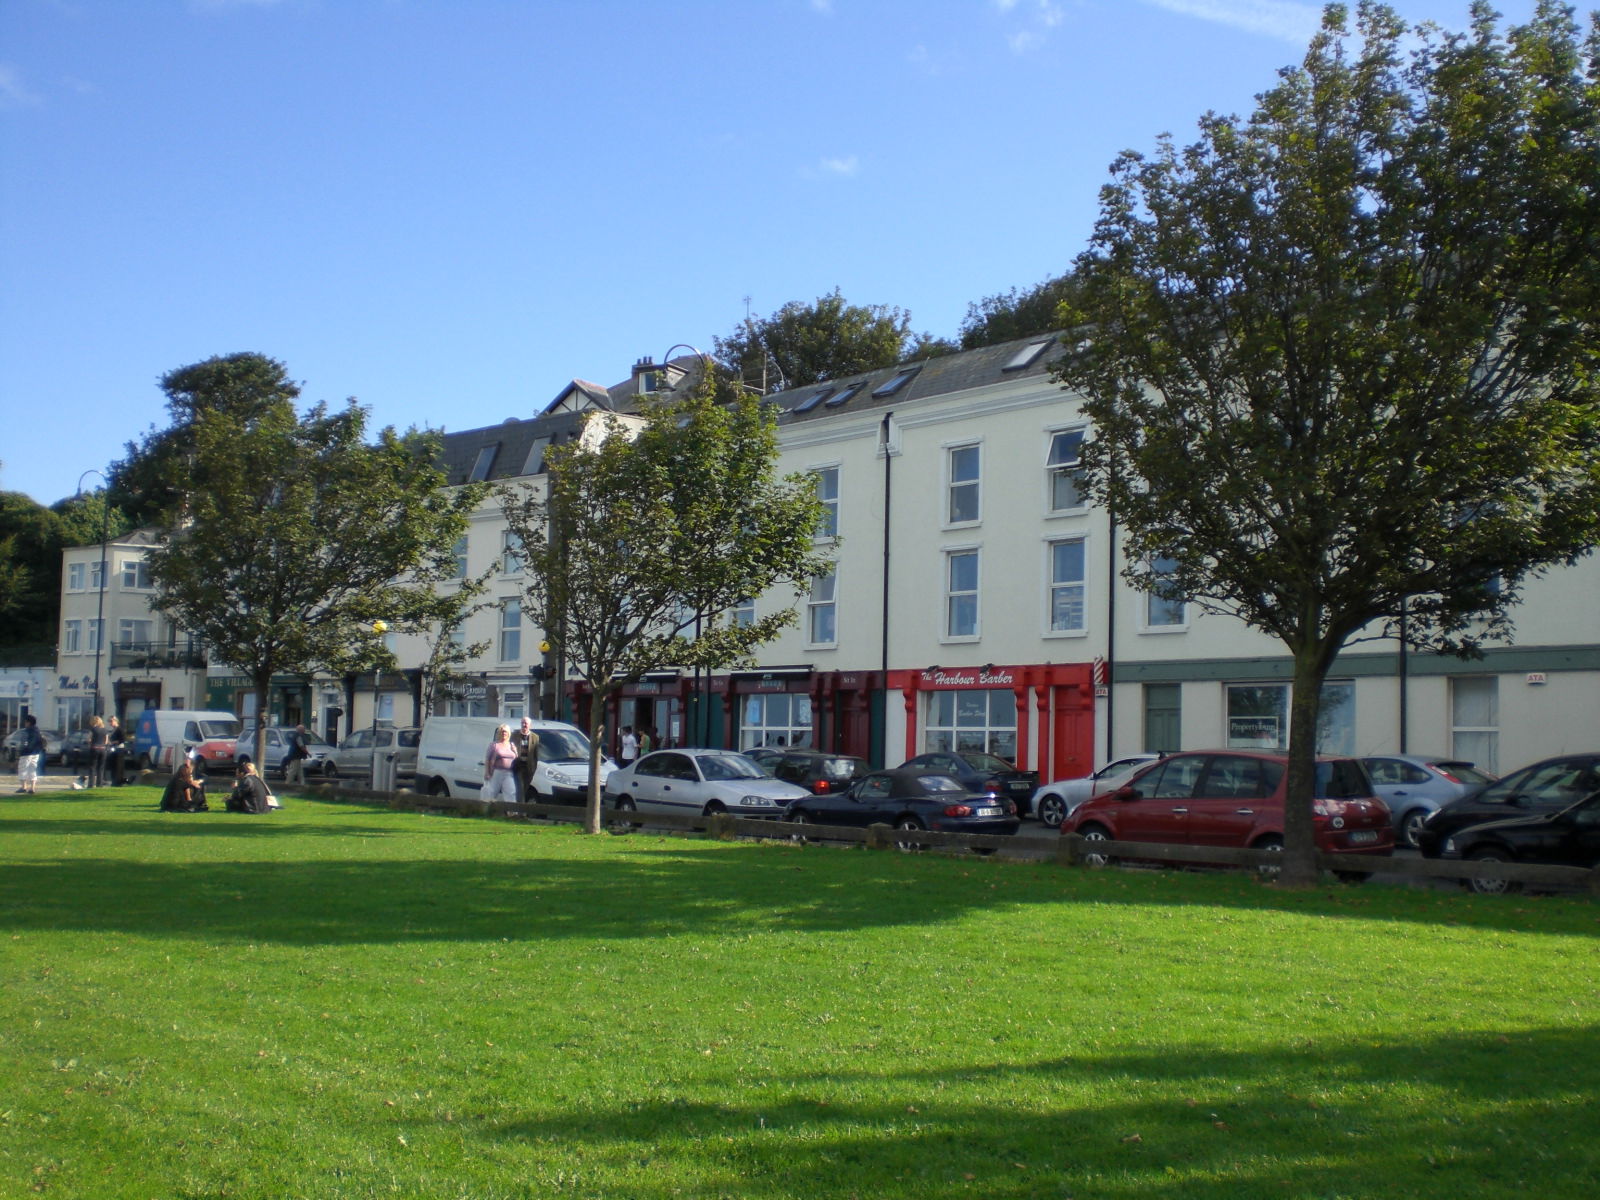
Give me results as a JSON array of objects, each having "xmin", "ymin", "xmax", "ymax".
[
  {"xmin": 323, "ymin": 762, "xmax": 339, "ymax": 781},
  {"xmin": 1077, "ymin": 824, "xmax": 1115, "ymax": 867},
  {"xmin": 787, "ymin": 809, "xmax": 811, "ymax": 843},
  {"xmin": 427, "ymin": 777, "xmax": 449, "ymax": 798},
  {"xmin": 894, "ymin": 815, "xmax": 926, "ymax": 853},
  {"xmin": 1465, "ymin": 846, "xmax": 1520, "ymax": 895},
  {"xmin": 1251, "ymin": 834, "xmax": 1284, "ymax": 880},
  {"xmin": 1398, "ymin": 808, "xmax": 1430, "ymax": 850},
  {"xmin": 609, "ymin": 795, "xmax": 639, "ymax": 832},
  {"xmin": 1037, "ymin": 793, "xmax": 1067, "ymax": 829},
  {"xmin": 703, "ymin": 800, "xmax": 726, "ymax": 816}
]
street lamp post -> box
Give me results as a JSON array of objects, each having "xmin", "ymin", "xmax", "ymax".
[
  {"xmin": 75, "ymin": 470, "xmax": 111, "ymax": 722},
  {"xmin": 370, "ymin": 620, "xmax": 390, "ymax": 790}
]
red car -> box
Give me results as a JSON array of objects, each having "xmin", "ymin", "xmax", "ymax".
[{"xmin": 1060, "ymin": 749, "xmax": 1393, "ymax": 871}]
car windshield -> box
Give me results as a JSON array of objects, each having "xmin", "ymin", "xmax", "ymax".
[
  {"xmin": 537, "ymin": 729, "xmax": 592, "ymax": 763},
  {"xmin": 916, "ymin": 774, "xmax": 967, "ymax": 794},
  {"xmin": 698, "ymin": 754, "xmax": 767, "ymax": 781},
  {"xmin": 963, "ymin": 753, "xmax": 1015, "ymax": 773},
  {"xmin": 1314, "ymin": 759, "xmax": 1372, "ymax": 799},
  {"xmin": 197, "ymin": 720, "xmax": 242, "ymax": 739}
]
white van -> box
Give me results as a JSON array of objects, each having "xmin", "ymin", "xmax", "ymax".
[
  {"xmin": 414, "ymin": 716, "xmax": 615, "ymax": 802},
  {"xmin": 131, "ymin": 709, "xmax": 241, "ymax": 774}
]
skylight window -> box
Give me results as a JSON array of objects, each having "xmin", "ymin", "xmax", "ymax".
[
  {"xmin": 790, "ymin": 388, "xmax": 833, "ymax": 415},
  {"xmin": 469, "ymin": 443, "xmax": 499, "ymax": 482},
  {"xmin": 824, "ymin": 382, "xmax": 864, "ymax": 408},
  {"xmin": 871, "ymin": 367, "xmax": 919, "ymax": 398},
  {"xmin": 1003, "ymin": 338, "xmax": 1055, "ymax": 371},
  {"xmin": 521, "ymin": 436, "xmax": 551, "ymax": 476}
]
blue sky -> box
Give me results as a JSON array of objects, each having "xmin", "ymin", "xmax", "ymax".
[{"xmin": 1, "ymin": 0, "xmax": 1541, "ymax": 507}]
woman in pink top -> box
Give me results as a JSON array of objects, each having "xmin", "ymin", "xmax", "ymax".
[{"xmin": 483, "ymin": 725, "xmax": 521, "ymax": 803}]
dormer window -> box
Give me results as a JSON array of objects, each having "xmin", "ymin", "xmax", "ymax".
[
  {"xmin": 469, "ymin": 444, "xmax": 499, "ymax": 482},
  {"xmin": 1003, "ymin": 338, "xmax": 1055, "ymax": 371},
  {"xmin": 872, "ymin": 366, "xmax": 919, "ymax": 397}
]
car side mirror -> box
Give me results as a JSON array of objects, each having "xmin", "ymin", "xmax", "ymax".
[{"xmin": 1113, "ymin": 785, "xmax": 1140, "ymax": 802}]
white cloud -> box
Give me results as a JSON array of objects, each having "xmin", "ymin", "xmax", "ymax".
[
  {"xmin": 1137, "ymin": 0, "xmax": 1322, "ymax": 45},
  {"xmin": 818, "ymin": 155, "xmax": 859, "ymax": 177},
  {"xmin": 809, "ymin": 0, "xmax": 834, "ymax": 13},
  {"xmin": 998, "ymin": 0, "xmax": 1070, "ymax": 55},
  {"xmin": 0, "ymin": 65, "xmax": 42, "ymax": 109}
]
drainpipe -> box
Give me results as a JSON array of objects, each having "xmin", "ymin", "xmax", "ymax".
[
  {"xmin": 1104, "ymin": 463, "xmax": 1117, "ymax": 763},
  {"xmin": 880, "ymin": 411, "xmax": 893, "ymax": 676}
]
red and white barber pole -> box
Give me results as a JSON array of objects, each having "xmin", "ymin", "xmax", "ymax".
[{"xmin": 1092, "ymin": 656, "xmax": 1109, "ymax": 698}]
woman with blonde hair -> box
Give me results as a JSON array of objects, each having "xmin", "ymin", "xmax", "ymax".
[
  {"xmin": 482, "ymin": 724, "xmax": 520, "ymax": 803},
  {"xmin": 160, "ymin": 758, "xmax": 208, "ymax": 812}
]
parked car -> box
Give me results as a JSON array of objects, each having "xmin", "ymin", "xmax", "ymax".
[
  {"xmin": 1060, "ymin": 750, "xmax": 1394, "ymax": 873},
  {"xmin": 787, "ymin": 767, "xmax": 1021, "ymax": 844},
  {"xmin": 605, "ymin": 749, "xmax": 810, "ymax": 820},
  {"xmin": 59, "ymin": 729, "xmax": 95, "ymax": 769},
  {"xmin": 325, "ymin": 726, "xmax": 420, "ymax": 783},
  {"xmin": 1359, "ymin": 754, "xmax": 1497, "ymax": 848},
  {"xmin": 754, "ymin": 748, "xmax": 871, "ymax": 795},
  {"xmin": 1030, "ymin": 753, "xmax": 1164, "ymax": 828},
  {"xmin": 1417, "ymin": 753, "xmax": 1600, "ymax": 859},
  {"xmin": 3, "ymin": 728, "xmax": 65, "ymax": 764},
  {"xmin": 234, "ymin": 724, "xmax": 333, "ymax": 779},
  {"xmin": 1426, "ymin": 789, "xmax": 1600, "ymax": 894},
  {"xmin": 899, "ymin": 751, "xmax": 1038, "ymax": 815}
]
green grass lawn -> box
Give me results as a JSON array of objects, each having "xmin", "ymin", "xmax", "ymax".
[{"xmin": 2, "ymin": 788, "xmax": 1597, "ymax": 1199}]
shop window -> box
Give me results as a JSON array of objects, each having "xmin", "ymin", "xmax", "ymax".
[
  {"xmin": 1225, "ymin": 681, "xmax": 1354, "ymax": 753},
  {"xmin": 740, "ymin": 693, "xmax": 813, "ymax": 750},
  {"xmin": 924, "ymin": 688, "xmax": 1017, "ymax": 761}
]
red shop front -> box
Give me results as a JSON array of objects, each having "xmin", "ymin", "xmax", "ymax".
[{"xmin": 883, "ymin": 662, "xmax": 1095, "ymax": 784}]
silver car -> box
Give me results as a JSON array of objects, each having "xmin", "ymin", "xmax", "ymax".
[
  {"xmin": 325, "ymin": 726, "xmax": 420, "ymax": 783},
  {"xmin": 1030, "ymin": 753, "xmax": 1164, "ymax": 828},
  {"xmin": 235, "ymin": 724, "xmax": 332, "ymax": 779},
  {"xmin": 1360, "ymin": 754, "xmax": 1497, "ymax": 848},
  {"xmin": 604, "ymin": 749, "xmax": 810, "ymax": 820}
]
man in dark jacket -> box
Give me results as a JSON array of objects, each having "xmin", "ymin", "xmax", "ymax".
[{"xmin": 226, "ymin": 761, "xmax": 271, "ymax": 813}]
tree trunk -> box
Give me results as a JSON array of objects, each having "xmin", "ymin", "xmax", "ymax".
[
  {"xmin": 581, "ymin": 688, "xmax": 608, "ymax": 835},
  {"xmin": 1279, "ymin": 647, "xmax": 1330, "ymax": 888}
]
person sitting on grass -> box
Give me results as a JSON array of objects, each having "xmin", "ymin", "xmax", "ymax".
[
  {"xmin": 160, "ymin": 759, "xmax": 208, "ymax": 812},
  {"xmin": 225, "ymin": 761, "xmax": 271, "ymax": 814}
]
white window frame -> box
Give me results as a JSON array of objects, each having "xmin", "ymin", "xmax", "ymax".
[
  {"xmin": 121, "ymin": 558, "xmax": 152, "ymax": 590},
  {"xmin": 1045, "ymin": 535, "xmax": 1088, "ymax": 636},
  {"xmin": 89, "ymin": 560, "xmax": 105, "ymax": 590},
  {"xmin": 1142, "ymin": 554, "xmax": 1188, "ymax": 632},
  {"xmin": 499, "ymin": 598, "xmax": 522, "ymax": 662},
  {"xmin": 806, "ymin": 569, "xmax": 837, "ymax": 648},
  {"xmin": 1450, "ymin": 676, "xmax": 1499, "ymax": 773},
  {"xmin": 452, "ymin": 535, "xmax": 469, "ymax": 580},
  {"xmin": 67, "ymin": 562, "xmax": 86, "ymax": 592},
  {"xmin": 64, "ymin": 619, "xmax": 82, "ymax": 653},
  {"xmin": 945, "ymin": 441, "xmax": 982, "ymax": 527},
  {"xmin": 118, "ymin": 618, "xmax": 152, "ymax": 647},
  {"xmin": 1045, "ymin": 425, "xmax": 1088, "ymax": 514},
  {"xmin": 500, "ymin": 531, "xmax": 524, "ymax": 576},
  {"xmin": 813, "ymin": 464, "xmax": 840, "ymax": 540},
  {"xmin": 729, "ymin": 597, "xmax": 756, "ymax": 629},
  {"xmin": 87, "ymin": 619, "xmax": 103, "ymax": 652},
  {"xmin": 942, "ymin": 546, "xmax": 981, "ymax": 642}
]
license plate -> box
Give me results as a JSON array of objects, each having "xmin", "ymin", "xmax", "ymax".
[
  {"xmin": 1349, "ymin": 830, "xmax": 1378, "ymax": 845},
  {"xmin": 1007, "ymin": 782, "xmax": 1029, "ymax": 792},
  {"xmin": 974, "ymin": 806, "xmax": 1001, "ymax": 817}
]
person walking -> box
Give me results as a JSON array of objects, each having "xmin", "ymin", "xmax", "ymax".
[
  {"xmin": 14, "ymin": 715, "xmax": 45, "ymax": 794},
  {"xmin": 618, "ymin": 725, "xmax": 638, "ymax": 767},
  {"xmin": 482, "ymin": 724, "xmax": 520, "ymax": 803},
  {"xmin": 88, "ymin": 715, "xmax": 108, "ymax": 788},
  {"xmin": 284, "ymin": 724, "xmax": 310, "ymax": 787},
  {"xmin": 511, "ymin": 717, "xmax": 541, "ymax": 802}
]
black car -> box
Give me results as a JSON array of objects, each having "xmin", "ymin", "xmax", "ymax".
[
  {"xmin": 900, "ymin": 751, "xmax": 1039, "ymax": 814},
  {"xmin": 1427, "ymin": 789, "xmax": 1600, "ymax": 894},
  {"xmin": 756, "ymin": 748, "xmax": 870, "ymax": 795},
  {"xmin": 1417, "ymin": 753, "xmax": 1600, "ymax": 859},
  {"xmin": 59, "ymin": 729, "xmax": 95, "ymax": 769},
  {"xmin": 786, "ymin": 767, "xmax": 1021, "ymax": 845}
]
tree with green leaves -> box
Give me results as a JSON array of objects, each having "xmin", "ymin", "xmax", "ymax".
[
  {"xmin": 1056, "ymin": 0, "xmax": 1600, "ymax": 887},
  {"xmin": 143, "ymin": 355, "xmax": 485, "ymax": 767},
  {"xmin": 501, "ymin": 377, "xmax": 832, "ymax": 834},
  {"xmin": 110, "ymin": 352, "xmax": 303, "ymax": 527},
  {"xmin": 714, "ymin": 289, "xmax": 943, "ymax": 392},
  {"xmin": 960, "ymin": 273, "xmax": 1082, "ymax": 349}
]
